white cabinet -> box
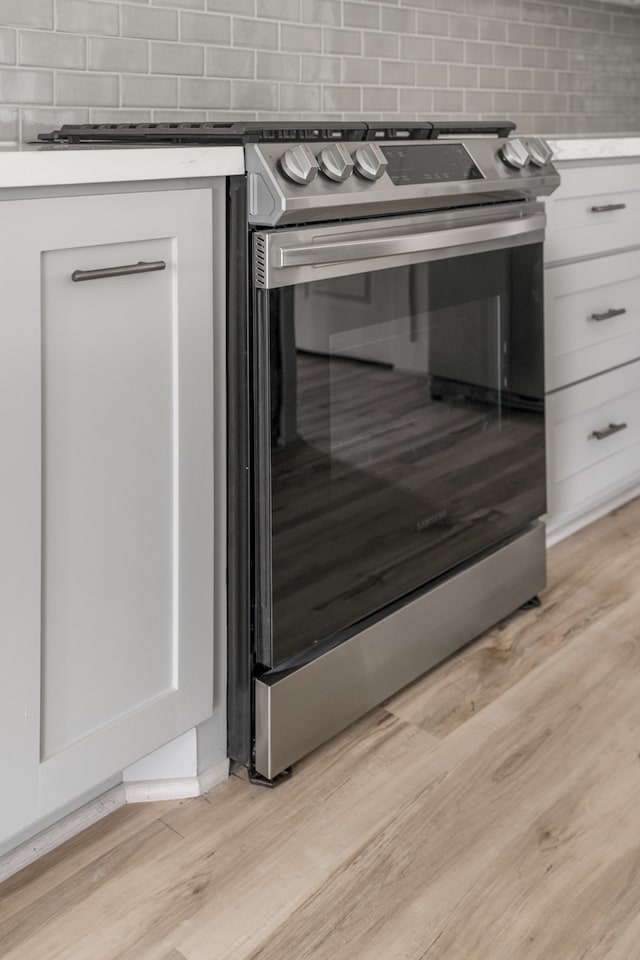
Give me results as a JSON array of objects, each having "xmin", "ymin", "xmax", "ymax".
[
  {"xmin": 545, "ymin": 159, "xmax": 640, "ymax": 536},
  {"xmin": 0, "ymin": 188, "xmax": 216, "ymax": 844}
]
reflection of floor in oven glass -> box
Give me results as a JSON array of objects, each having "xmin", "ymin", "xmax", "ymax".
[{"xmin": 271, "ymin": 352, "xmax": 544, "ymax": 665}]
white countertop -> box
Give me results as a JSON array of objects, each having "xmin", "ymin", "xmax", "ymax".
[
  {"xmin": 547, "ymin": 136, "xmax": 640, "ymax": 162},
  {"xmin": 0, "ymin": 143, "xmax": 244, "ymax": 188}
]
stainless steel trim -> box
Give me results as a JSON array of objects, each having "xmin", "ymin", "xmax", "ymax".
[
  {"xmin": 255, "ymin": 201, "xmax": 546, "ymax": 289},
  {"xmin": 254, "ymin": 522, "xmax": 546, "ymax": 780},
  {"xmin": 278, "ymin": 211, "xmax": 545, "ymax": 269},
  {"xmin": 71, "ymin": 260, "xmax": 166, "ymax": 282}
]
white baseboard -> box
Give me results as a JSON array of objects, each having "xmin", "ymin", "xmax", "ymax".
[
  {"xmin": 0, "ymin": 785, "xmax": 126, "ymax": 883},
  {"xmin": 0, "ymin": 760, "xmax": 229, "ymax": 883},
  {"xmin": 124, "ymin": 758, "xmax": 229, "ymax": 803}
]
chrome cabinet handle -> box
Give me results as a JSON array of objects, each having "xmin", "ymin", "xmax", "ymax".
[
  {"xmin": 71, "ymin": 260, "xmax": 166, "ymax": 282},
  {"xmin": 590, "ymin": 307, "xmax": 627, "ymax": 322},
  {"xmin": 590, "ymin": 203, "xmax": 627, "ymax": 213},
  {"xmin": 590, "ymin": 422, "xmax": 628, "ymax": 441}
]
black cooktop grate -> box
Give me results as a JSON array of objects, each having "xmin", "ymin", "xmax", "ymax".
[{"xmin": 37, "ymin": 119, "xmax": 516, "ymax": 146}]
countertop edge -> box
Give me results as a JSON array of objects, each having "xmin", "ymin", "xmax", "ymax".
[
  {"xmin": 547, "ymin": 137, "xmax": 640, "ymax": 162},
  {"xmin": 0, "ymin": 145, "xmax": 245, "ymax": 188}
]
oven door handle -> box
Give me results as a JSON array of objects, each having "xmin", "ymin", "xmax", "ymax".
[{"xmin": 277, "ymin": 212, "xmax": 545, "ymax": 269}]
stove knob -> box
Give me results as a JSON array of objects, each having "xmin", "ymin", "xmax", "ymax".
[
  {"xmin": 527, "ymin": 137, "xmax": 554, "ymax": 167},
  {"xmin": 353, "ymin": 142, "xmax": 388, "ymax": 181},
  {"xmin": 500, "ymin": 138, "xmax": 531, "ymax": 170},
  {"xmin": 318, "ymin": 142, "xmax": 354, "ymax": 182},
  {"xmin": 280, "ymin": 144, "xmax": 319, "ymax": 185}
]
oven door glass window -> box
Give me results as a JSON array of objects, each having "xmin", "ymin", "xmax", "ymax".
[{"xmin": 264, "ymin": 244, "xmax": 545, "ymax": 669}]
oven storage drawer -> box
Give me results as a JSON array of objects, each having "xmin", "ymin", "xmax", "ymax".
[
  {"xmin": 544, "ymin": 162, "xmax": 640, "ymax": 264},
  {"xmin": 546, "ymin": 360, "xmax": 640, "ymax": 518},
  {"xmin": 545, "ymin": 248, "xmax": 640, "ymax": 392}
]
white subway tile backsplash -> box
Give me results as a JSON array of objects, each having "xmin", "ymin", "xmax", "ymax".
[
  {"xmin": 57, "ymin": 0, "xmax": 119, "ymax": 37},
  {"xmin": 206, "ymin": 46, "xmax": 254, "ymax": 78},
  {"xmin": 152, "ymin": 0, "xmax": 205, "ymax": 9},
  {"xmin": 415, "ymin": 62, "xmax": 448, "ymax": 87},
  {"xmin": 89, "ymin": 37, "xmax": 148, "ymax": 73},
  {"xmin": 300, "ymin": 0, "xmax": 340, "ymax": 27},
  {"xmin": 20, "ymin": 31, "xmax": 85, "ymax": 70},
  {"xmin": 398, "ymin": 87, "xmax": 433, "ymax": 115},
  {"xmin": 0, "ymin": 0, "xmax": 635, "ymax": 140},
  {"xmin": 0, "ymin": 28, "xmax": 16, "ymax": 66},
  {"xmin": 57, "ymin": 70, "xmax": 118, "ymax": 106},
  {"xmin": 0, "ymin": 67, "xmax": 52, "ymax": 103},
  {"xmin": 300, "ymin": 54, "xmax": 340, "ymax": 83},
  {"xmin": 234, "ymin": 16, "xmax": 278, "ymax": 49},
  {"xmin": 323, "ymin": 28, "xmax": 362, "ymax": 56},
  {"xmin": 434, "ymin": 89, "xmax": 463, "ymax": 112},
  {"xmin": 344, "ymin": 2, "xmax": 379, "ymax": 30},
  {"xmin": 181, "ymin": 12, "xmax": 231, "ymax": 44},
  {"xmin": 416, "ymin": 11, "xmax": 449, "ymax": 37},
  {"xmin": 322, "ymin": 84, "xmax": 361, "ymax": 112},
  {"xmin": 364, "ymin": 31, "xmax": 399, "ymax": 59},
  {"xmin": 279, "ymin": 82, "xmax": 321, "ymax": 112},
  {"xmin": 122, "ymin": 74, "xmax": 178, "ymax": 106},
  {"xmin": 280, "ymin": 24, "xmax": 321, "ymax": 53},
  {"xmin": 433, "ymin": 38, "xmax": 465, "ymax": 63},
  {"xmin": 231, "ymin": 78, "xmax": 277, "ymax": 110},
  {"xmin": 381, "ymin": 5, "xmax": 416, "ymax": 36},
  {"xmin": 448, "ymin": 64, "xmax": 478, "ymax": 89},
  {"xmin": 122, "ymin": 6, "xmax": 179, "ymax": 42},
  {"xmin": 256, "ymin": 50, "xmax": 299, "ymax": 81},
  {"xmin": 381, "ymin": 59, "xmax": 415, "ymax": 87},
  {"xmin": 343, "ymin": 57, "xmax": 379, "ymax": 84},
  {"xmin": 180, "ymin": 76, "xmax": 230, "ymax": 108},
  {"xmin": 0, "ymin": 0, "xmax": 53, "ymax": 29},
  {"xmin": 151, "ymin": 41, "xmax": 205, "ymax": 75},
  {"xmin": 479, "ymin": 19, "xmax": 506, "ymax": 43},
  {"xmin": 363, "ymin": 86, "xmax": 398, "ymax": 112},
  {"xmin": 0, "ymin": 105, "xmax": 19, "ymax": 142},
  {"xmin": 20, "ymin": 106, "xmax": 87, "ymax": 143},
  {"xmin": 207, "ymin": 0, "xmax": 255, "ymax": 13},
  {"xmin": 256, "ymin": 0, "xmax": 300, "ymax": 22},
  {"xmin": 465, "ymin": 41, "xmax": 494, "ymax": 65}
]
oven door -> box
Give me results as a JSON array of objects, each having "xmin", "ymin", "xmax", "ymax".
[{"xmin": 251, "ymin": 201, "xmax": 546, "ymax": 672}]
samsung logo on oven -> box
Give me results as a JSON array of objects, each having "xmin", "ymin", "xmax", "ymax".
[{"xmin": 416, "ymin": 510, "xmax": 448, "ymax": 532}]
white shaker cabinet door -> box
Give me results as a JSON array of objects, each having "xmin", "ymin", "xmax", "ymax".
[{"xmin": 0, "ymin": 188, "xmax": 215, "ymax": 843}]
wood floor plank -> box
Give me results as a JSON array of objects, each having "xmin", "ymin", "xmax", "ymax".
[
  {"xmin": 0, "ymin": 801, "xmax": 180, "ymax": 923},
  {"xmin": 1, "ymin": 497, "xmax": 640, "ymax": 960},
  {"xmin": 385, "ymin": 497, "xmax": 640, "ymax": 738},
  {"xmin": 230, "ymin": 610, "xmax": 640, "ymax": 960}
]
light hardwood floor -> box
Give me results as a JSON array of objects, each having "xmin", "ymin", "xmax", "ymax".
[{"xmin": 2, "ymin": 498, "xmax": 640, "ymax": 960}]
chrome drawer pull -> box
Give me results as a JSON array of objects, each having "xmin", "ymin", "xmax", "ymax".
[
  {"xmin": 71, "ymin": 260, "xmax": 166, "ymax": 282},
  {"xmin": 590, "ymin": 203, "xmax": 627, "ymax": 213},
  {"xmin": 590, "ymin": 422, "xmax": 628, "ymax": 441},
  {"xmin": 590, "ymin": 307, "xmax": 627, "ymax": 322}
]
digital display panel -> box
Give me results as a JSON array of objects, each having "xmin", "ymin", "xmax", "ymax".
[{"xmin": 381, "ymin": 143, "xmax": 484, "ymax": 185}]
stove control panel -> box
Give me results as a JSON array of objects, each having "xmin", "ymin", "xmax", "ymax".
[{"xmin": 246, "ymin": 136, "xmax": 560, "ymax": 226}]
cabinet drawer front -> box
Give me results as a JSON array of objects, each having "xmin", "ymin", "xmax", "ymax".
[
  {"xmin": 545, "ymin": 162, "xmax": 640, "ymax": 263},
  {"xmin": 545, "ymin": 249, "xmax": 640, "ymax": 391},
  {"xmin": 547, "ymin": 362, "xmax": 640, "ymax": 515}
]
